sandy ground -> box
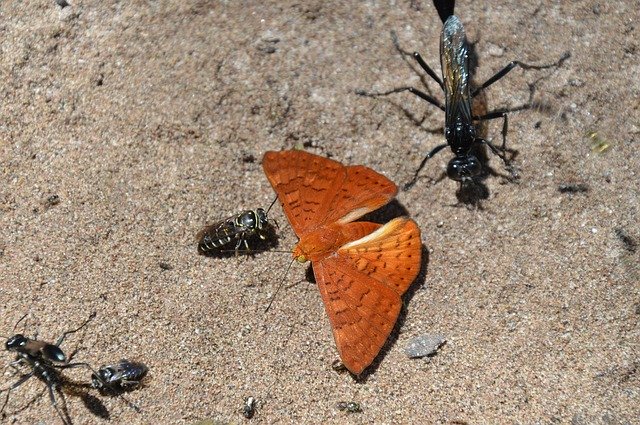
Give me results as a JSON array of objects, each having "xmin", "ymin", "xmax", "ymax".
[{"xmin": 1, "ymin": 0, "xmax": 638, "ymax": 424}]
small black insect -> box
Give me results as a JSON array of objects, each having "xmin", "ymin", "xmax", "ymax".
[
  {"xmin": 1, "ymin": 313, "xmax": 97, "ymax": 425},
  {"xmin": 242, "ymin": 396, "xmax": 257, "ymax": 419},
  {"xmin": 337, "ymin": 401, "xmax": 362, "ymax": 413},
  {"xmin": 558, "ymin": 183, "xmax": 589, "ymax": 194},
  {"xmin": 91, "ymin": 359, "xmax": 148, "ymax": 393},
  {"xmin": 358, "ymin": 7, "xmax": 569, "ymax": 190},
  {"xmin": 197, "ymin": 208, "xmax": 269, "ymax": 255}
]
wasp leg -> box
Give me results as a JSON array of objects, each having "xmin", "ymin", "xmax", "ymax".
[
  {"xmin": 356, "ymin": 86, "xmax": 445, "ymax": 112},
  {"xmin": 472, "ymin": 52, "xmax": 570, "ymax": 98},
  {"xmin": 474, "ymin": 110, "xmax": 509, "ymax": 151},
  {"xmin": 474, "ymin": 111, "xmax": 520, "ymax": 180},
  {"xmin": 403, "ymin": 143, "xmax": 449, "ymax": 191},
  {"xmin": 46, "ymin": 383, "xmax": 71, "ymax": 425},
  {"xmin": 411, "ymin": 52, "xmax": 444, "ymax": 91},
  {"xmin": 57, "ymin": 361, "xmax": 102, "ymax": 379}
]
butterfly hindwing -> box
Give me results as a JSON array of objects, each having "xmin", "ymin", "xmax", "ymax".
[
  {"xmin": 339, "ymin": 217, "xmax": 422, "ymax": 295},
  {"xmin": 314, "ymin": 218, "xmax": 422, "ymax": 374},
  {"xmin": 314, "ymin": 258, "xmax": 403, "ymax": 375}
]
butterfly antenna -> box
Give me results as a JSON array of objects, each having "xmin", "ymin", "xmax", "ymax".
[
  {"xmin": 264, "ymin": 258, "xmax": 295, "ymax": 313},
  {"xmin": 217, "ymin": 249, "xmax": 291, "ymax": 255}
]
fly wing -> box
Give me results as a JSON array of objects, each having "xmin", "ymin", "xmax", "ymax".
[
  {"xmin": 262, "ymin": 150, "xmax": 397, "ymax": 236},
  {"xmin": 440, "ymin": 15, "xmax": 473, "ymax": 129},
  {"xmin": 313, "ymin": 218, "xmax": 422, "ymax": 374}
]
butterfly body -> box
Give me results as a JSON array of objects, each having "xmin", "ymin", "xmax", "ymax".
[
  {"xmin": 263, "ymin": 150, "xmax": 422, "ymax": 375},
  {"xmin": 293, "ymin": 222, "xmax": 369, "ymax": 263}
]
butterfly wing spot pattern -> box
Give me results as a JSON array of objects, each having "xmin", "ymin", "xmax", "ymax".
[
  {"xmin": 262, "ymin": 150, "xmax": 423, "ymax": 375},
  {"xmin": 317, "ymin": 218, "xmax": 422, "ymax": 374}
]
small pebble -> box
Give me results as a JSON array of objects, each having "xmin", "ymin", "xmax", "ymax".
[{"xmin": 405, "ymin": 334, "xmax": 446, "ymax": 358}]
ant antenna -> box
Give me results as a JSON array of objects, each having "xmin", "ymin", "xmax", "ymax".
[
  {"xmin": 264, "ymin": 258, "xmax": 296, "ymax": 313},
  {"xmin": 13, "ymin": 313, "xmax": 28, "ymax": 331}
]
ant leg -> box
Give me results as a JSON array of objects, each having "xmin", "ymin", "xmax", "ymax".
[
  {"xmin": 54, "ymin": 312, "xmax": 96, "ymax": 347},
  {"xmin": 47, "ymin": 384, "xmax": 71, "ymax": 425},
  {"xmin": 0, "ymin": 371, "xmax": 34, "ymax": 413},
  {"xmin": 403, "ymin": 143, "xmax": 449, "ymax": 191},
  {"xmin": 472, "ymin": 52, "xmax": 570, "ymax": 97}
]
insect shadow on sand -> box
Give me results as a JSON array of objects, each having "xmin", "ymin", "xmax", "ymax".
[{"xmin": 357, "ymin": 11, "xmax": 570, "ymax": 206}]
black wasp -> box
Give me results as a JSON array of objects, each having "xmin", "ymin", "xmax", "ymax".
[
  {"xmin": 359, "ymin": 4, "xmax": 569, "ymax": 190},
  {"xmin": 91, "ymin": 359, "xmax": 148, "ymax": 393},
  {"xmin": 1, "ymin": 313, "xmax": 98, "ymax": 425},
  {"xmin": 198, "ymin": 201, "xmax": 277, "ymax": 256}
]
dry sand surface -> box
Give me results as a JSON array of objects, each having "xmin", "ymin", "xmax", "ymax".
[{"xmin": 1, "ymin": 1, "xmax": 638, "ymax": 424}]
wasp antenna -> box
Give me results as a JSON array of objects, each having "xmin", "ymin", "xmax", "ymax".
[{"xmin": 265, "ymin": 195, "xmax": 279, "ymax": 215}]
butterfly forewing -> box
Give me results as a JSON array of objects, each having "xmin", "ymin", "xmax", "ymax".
[
  {"xmin": 325, "ymin": 165, "xmax": 398, "ymax": 226},
  {"xmin": 262, "ymin": 151, "xmax": 397, "ymax": 235},
  {"xmin": 263, "ymin": 150, "xmax": 346, "ymax": 235}
]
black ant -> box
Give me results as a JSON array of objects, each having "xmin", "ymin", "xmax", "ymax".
[{"xmin": 1, "ymin": 312, "xmax": 99, "ymax": 425}]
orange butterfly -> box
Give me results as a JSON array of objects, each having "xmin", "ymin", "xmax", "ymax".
[{"xmin": 262, "ymin": 150, "xmax": 422, "ymax": 375}]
